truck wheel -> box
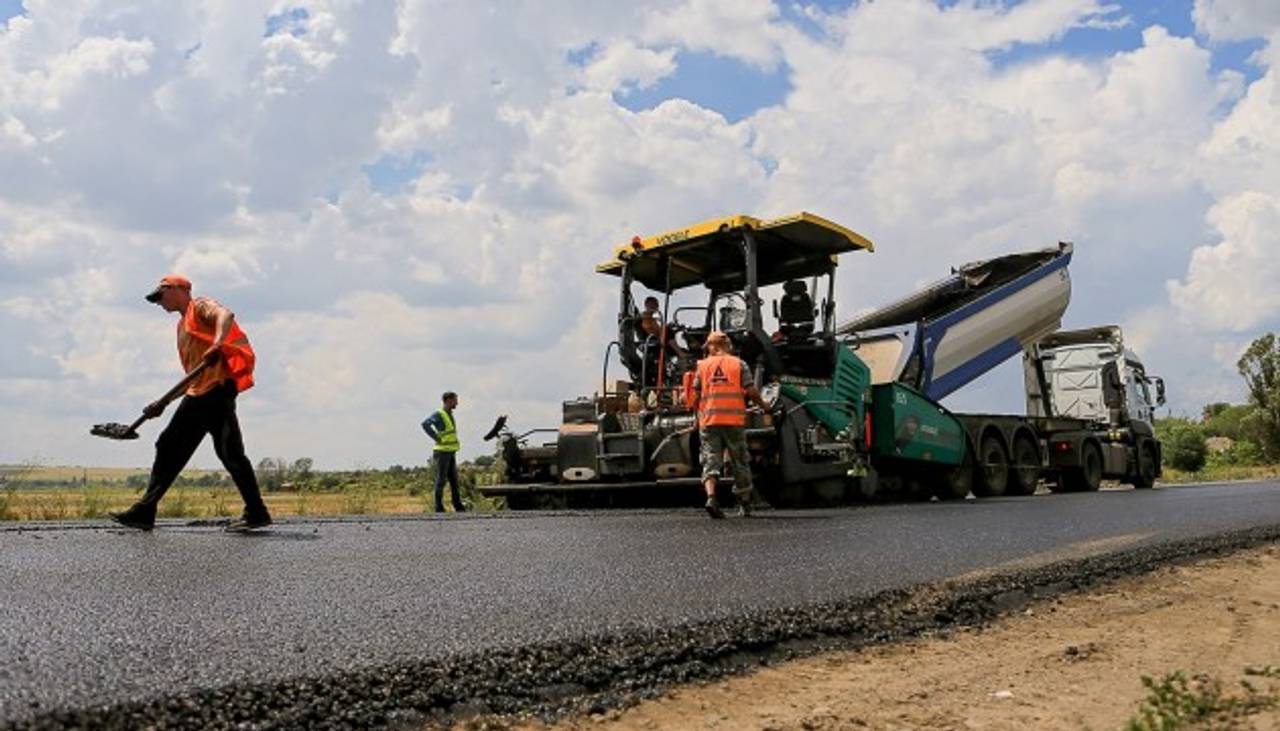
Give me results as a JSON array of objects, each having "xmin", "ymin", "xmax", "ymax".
[
  {"xmin": 931, "ymin": 464, "xmax": 972, "ymax": 501},
  {"xmin": 1006, "ymin": 437, "xmax": 1041, "ymax": 496},
  {"xmin": 1062, "ymin": 443, "xmax": 1102, "ymax": 493},
  {"xmin": 1132, "ymin": 442, "xmax": 1158, "ymax": 489},
  {"xmin": 973, "ymin": 435, "xmax": 1008, "ymax": 498}
]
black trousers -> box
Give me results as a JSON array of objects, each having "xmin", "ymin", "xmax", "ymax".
[
  {"xmin": 134, "ymin": 381, "xmax": 268, "ymax": 520},
  {"xmin": 434, "ymin": 451, "xmax": 463, "ymax": 511}
]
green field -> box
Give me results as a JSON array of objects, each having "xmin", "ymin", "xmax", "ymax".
[
  {"xmin": 0, "ymin": 462, "xmax": 502, "ymax": 521},
  {"xmin": 0, "ymin": 465, "xmax": 220, "ymax": 483}
]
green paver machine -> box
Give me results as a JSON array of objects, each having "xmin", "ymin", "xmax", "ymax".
[{"xmin": 479, "ymin": 212, "xmax": 971, "ymax": 509}]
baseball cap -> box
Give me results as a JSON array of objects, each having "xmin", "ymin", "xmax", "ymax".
[{"xmin": 145, "ymin": 275, "xmax": 191, "ymax": 303}]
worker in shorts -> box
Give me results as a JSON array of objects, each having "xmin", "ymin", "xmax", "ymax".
[{"xmin": 689, "ymin": 331, "xmax": 772, "ymax": 518}]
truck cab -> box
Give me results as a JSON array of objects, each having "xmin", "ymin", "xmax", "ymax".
[
  {"xmin": 1024, "ymin": 326, "xmax": 1166, "ymax": 491},
  {"xmin": 1026, "ymin": 326, "xmax": 1166, "ymax": 432}
]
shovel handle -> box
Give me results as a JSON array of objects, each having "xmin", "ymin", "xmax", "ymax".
[{"xmin": 136, "ymin": 359, "xmax": 214, "ymax": 428}]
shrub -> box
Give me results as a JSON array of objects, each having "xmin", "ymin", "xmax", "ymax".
[
  {"xmin": 1163, "ymin": 421, "xmax": 1208, "ymax": 472},
  {"xmin": 1206, "ymin": 440, "xmax": 1264, "ymax": 468}
]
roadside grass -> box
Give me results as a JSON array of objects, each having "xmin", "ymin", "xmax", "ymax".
[
  {"xmin": 0, "ymin": 481, "xmax": 17, "ymax": 521},
  {"xmin": 1, "ymin": 460, "xmax": 503, "ymax": 522},
  {"xmin": 1160, "ymin": 464, "xmax": 1280, "ymax": 484},
  {"xmin": 1125, "ymin": 667, "xmax": 1280, "ymax": 731},
  {"xmin": 0, "ymin": 485, "xmax": 500, "ymax": 522}
]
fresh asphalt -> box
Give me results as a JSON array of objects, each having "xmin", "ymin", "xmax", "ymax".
[{"xmin": 3, "ymin": 481, "xmax": 1280, "ymax": 726}]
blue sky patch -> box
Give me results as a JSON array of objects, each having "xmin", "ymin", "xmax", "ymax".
[
  {"xmin": 988, "ymin": 0, "xmax": 1265, "ymax": 85},
  {"xmin": 781, "ymin": 0, "xmax": 854, "ymax": 38},
  {"xmin": 614, "ymin": 51, "xmax": 791, "ymax": 123},
  {"xmin": 264, "ymin": 7, "xmax": 309, "ymax": 38},
  {"xmin": 0, "ymin": 0, "xmax": 25, "ymax": 24},
  {"xmin": 566, "ymin": 42, "xmax": 599, "ymax": 68},
  {"xmin": 362, "ymin": 151, "xmax": 431, "ymax": 196}
]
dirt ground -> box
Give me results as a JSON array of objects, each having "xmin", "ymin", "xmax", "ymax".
[{"xmin": 513, "ymin": 544, "xmax": 1280, "ymax": 731}]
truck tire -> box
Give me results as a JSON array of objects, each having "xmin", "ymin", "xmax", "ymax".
[
  {"xmin": 1132, "ymin": 442, "xmax": 1158, "ymax": 489},
  {"xmin": 973, "ymin": 435, "xmax": 1008, "ymax": 498},
  {"xmin": 1006, "ymin": 436, "xmax": 1041, "ymax": 496},
  {"xmin": 930, "ymin": 464, "xmax": 972, "ymax": 501},
  {"xmin": 1061, "ymin": 442, "xmax": 1102, "ymax": 493}
]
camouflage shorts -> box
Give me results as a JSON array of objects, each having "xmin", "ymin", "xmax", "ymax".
[{"xmin": 699, "ymin": 426, "xmax": 752, "ymax": 494}]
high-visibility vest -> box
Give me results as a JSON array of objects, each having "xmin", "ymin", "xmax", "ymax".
[
  {"xmin": 181, "ymin": 301, "xmax": 256, "ymax": 393},
  {"xmin": 682, "ymin": 370, "xmax": 696, "ymax": 409},
  {"xmin": 696, "ymin": 354, "xmax": 747, "ymax": 428},
  {"xmin": 434, "ymin": 408, "xmax": 461, "ymax": 452}
]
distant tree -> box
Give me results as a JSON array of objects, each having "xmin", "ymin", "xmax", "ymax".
[
  {"xmin": 1201, "ymin": 403, "xmax": 1259, "ymax": 442},
  {"xmin": 472, "ymin": 455, "xmax": 495, "ymax": 468},
  {"xmin": 1201, "ymin": 402, "xmax": 1231, "ymax": 421},
  {"xmin": 1237, "ymin": 333, "xmax": 1280, "ymax": 459},
  {"xmin": 291, "ymin": 458, "xmax": 313, "ymax": 482},
  {"xmin": 255, "ymin": 458, "xmax": 288, "ymax": 492}
]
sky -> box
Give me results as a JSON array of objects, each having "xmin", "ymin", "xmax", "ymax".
[{"xmin": 2, "ymin": 0, "xmax": 1279, "ymax": 470}]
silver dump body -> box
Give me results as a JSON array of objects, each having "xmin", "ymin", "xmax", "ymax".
[{"xmin": 840, "ymin": 243, "xmax": 1073, "ymax": 401}]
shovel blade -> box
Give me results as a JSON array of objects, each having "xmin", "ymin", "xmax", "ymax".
[{"xmin": 91, "ymin": 423, "xmax": 140, "ymax": 440}]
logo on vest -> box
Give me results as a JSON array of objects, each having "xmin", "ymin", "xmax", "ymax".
[{"xmin": 710, "ymin": 364, "xmax": 729, "ymax": 384}]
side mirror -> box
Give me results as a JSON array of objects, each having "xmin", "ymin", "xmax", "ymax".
[{"xmin": 1153, "ymin": 377, "xmax": 1166, "ymax": 407}]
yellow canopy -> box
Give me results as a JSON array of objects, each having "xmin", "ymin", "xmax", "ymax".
[{"xmin": 596, "ymin": 212, "xmax": 874, "ymax": 292}]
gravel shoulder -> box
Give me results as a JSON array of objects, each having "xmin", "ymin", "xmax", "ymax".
[{"xmin": 510, "ymin": 543, "xmax": 1280, "ymax": 731}]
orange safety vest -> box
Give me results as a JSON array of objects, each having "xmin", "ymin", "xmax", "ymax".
[
  {"xmin": 181, "ymin": 302, "xmax": 256, "ymax": 393},
  {"xmin": 695, "ymin": 354, "xmax": 747, "ymax": 428}
]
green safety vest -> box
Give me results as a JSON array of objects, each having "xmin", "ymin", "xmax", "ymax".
[{"xmin": 434, "ymin": 408, "xmax": 460, "ymax": 453}]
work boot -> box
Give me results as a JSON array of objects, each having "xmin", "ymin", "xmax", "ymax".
[
  {"xmin": 109, "ymin": 507, "xmax": 154, "ymax": 531},
  {"xmin": 735, "ymin": 490, "xmax": 754, "ymax": 518},
  {"xmin": 704, "ymin": 497, "xmax": 725, "ymax": 520},
  {"xmin": 452, "ymin": 502, "xmax": 466, "ymax": 513},
  {"xmin": 225, "ymin": 512, "xmax": 272, "ymax": 533}
]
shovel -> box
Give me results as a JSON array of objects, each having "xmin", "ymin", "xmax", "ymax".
[{"xmin": 91, "ymin": 359, "xmax": 212, "ymax": 441}]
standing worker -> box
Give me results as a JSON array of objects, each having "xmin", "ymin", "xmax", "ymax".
[
  {"xmin": 110, "ymin": 275, "xmax": 271, "ymax": 532},
  {"xmin": 421, "ymin": 391, "xmax": 466, "ymax": 513},
  {"xmin": 689, "ymin": 331, "xmax": 772, "ymax": 519}
]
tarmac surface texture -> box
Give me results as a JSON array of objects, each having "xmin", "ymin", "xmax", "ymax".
[{"xmin": 3, "ymin": 481, "xmax": 1280, "ymax": 728}]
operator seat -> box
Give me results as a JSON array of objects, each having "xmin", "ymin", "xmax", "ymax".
[{"xmin": 778, "ymin": 280, "xmax": 816, "ymax": 338}]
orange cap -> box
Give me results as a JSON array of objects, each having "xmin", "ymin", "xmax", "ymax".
[{"xmin": 145, "ymin": 274, "xmax": 191, "ymax": 303}]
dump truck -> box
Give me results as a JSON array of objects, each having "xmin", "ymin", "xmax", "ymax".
[
  {"xmin": 842, "ymin": 253, "xmax": 1166, "ymax": 497},
  {"xmin": 477, "ymin": 212, "xmax": 1166, "ymax": 509}
]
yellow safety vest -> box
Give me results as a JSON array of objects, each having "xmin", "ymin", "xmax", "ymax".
[{"xmin": 434, "ymin": 409, "xmax": 460, "ymax": 453}]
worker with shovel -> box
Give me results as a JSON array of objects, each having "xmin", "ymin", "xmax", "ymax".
[
  {"xmin": 690, "ymin": 331, "xmax": 772, "ymax": 519},
  {"xmin": 108, "ymin": 275, "xmax": 271, "ymax": 532}
]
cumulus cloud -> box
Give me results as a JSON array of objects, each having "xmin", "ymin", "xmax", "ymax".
[
  {"xmin": 2, "ymin": 0, "xmax": 1279, "ymax": 468},
  {"xmin": 579, "ymin": 39, "xmax": 677, "ymax": 94},
  {"xmin": 1168, "ymin": 191, "xmax": 1280, "ymax": 331},
  {"xmin": 1193, "ymin": 0, "xmax": 1280, "ymax": 41}
]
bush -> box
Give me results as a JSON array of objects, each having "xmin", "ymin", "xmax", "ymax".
[
  {"xmin": 1207, "ymin": 440, "xmax": 1264, "ymax": 468},
  {"xmin": 1164, "ymin": 422, "xmax": 1208, "ymax": 472},
  {"xmin": 1201, "ymin": 403, "xmax": 1258, "ymax": 441}
]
